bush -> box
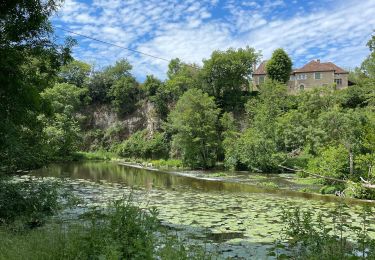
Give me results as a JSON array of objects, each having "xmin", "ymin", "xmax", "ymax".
[
  {"xmin": 307, "ymin": 145, "xmax": 349, "ymax": 183},
  {"xmin": 319, "ymin": 185, "xmax": 343, "ymax": 195},
  {"xmin": 0, "ymin": 178, "xmax": 73, "ymax": 227},
  {"xmin": 344, "ymin": 181, "xmax": 375, "ymax": 200},
  {"xmin": 117, "ymin": 130, "xmax": 169, "ymax": 160},
  {"xmin": 272, "ymin": 205, "xmax": 375, "ymax": 259}
]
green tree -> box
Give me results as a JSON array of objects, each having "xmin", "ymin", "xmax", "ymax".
[
  {"xmin": 168, "ymin": 89, "xmax": 220, "ymax": 168},
  {"xmin": 142, "ymin": 75, "xmax": 163, "ymax": 97},
  {"xmin": 109, "ymin": 76, "xmax": 140, "ymax": 116},
  {"xmin": 265, "ymin": 48, "xmax": 292, "ymax": 83},
  {"xmin": 201, "ymin": 47, "xmax": 259, "ymax": 111},
  {"xmin": 59, "ymin": 60, "xmax": 91, "ymax": 87},
  {"xmin": 39, "ymin": 83, "xmax": 85, "ymax": 156},
  {"xmin": 88, "ymin": 59, "xmax": 133, "ymax": 103},
  {"xmin": 41, "ymin": 83, "xmax": 88, "ymax": 114},
  {"xmin": 152, "ymin": 59, "xmax": 200, "ymax": 119},
  {"xmin": 361, "ymin": 33, "xmax": 375, "ymax": 78},
  {"xmin": 307, "ymin": 145, "xmax": 349, "ymax": 182},
  {"xmin": 0, "ymin": 0, "xmax": 73, "ymax": 172},
  {"xmin": 318, "ymin": 107, "xmax": 367, "ymax": 175}
]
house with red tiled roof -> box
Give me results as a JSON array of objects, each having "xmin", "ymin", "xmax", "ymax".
[{"xmin": 252, "ymin": 59, "xmax": 349, "ymax": 91}]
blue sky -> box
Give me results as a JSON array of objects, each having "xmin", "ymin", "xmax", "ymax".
[{"xmin": 53, "ymin": 0, "xmax": 375, "ymax": 81}]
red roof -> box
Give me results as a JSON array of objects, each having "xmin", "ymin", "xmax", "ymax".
[
  {"xmin": 253, "ymin": 59, "xmax": 348, "ymax": 75},
  {"xmin": 294, "ymin": 60, "xmax": 348, "ymax": 74},
  {"xmin": 253, "ymin": 60, "xmax": 267, "ymax": 75}
]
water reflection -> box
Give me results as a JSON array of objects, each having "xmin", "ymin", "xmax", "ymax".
[
  {"xmin": 31, "ymin": 161, "xmax": 375, "ymax": 258},
  {"xmin": 34, "ymin": 161, "xmax": 374, "ymax": 205}
]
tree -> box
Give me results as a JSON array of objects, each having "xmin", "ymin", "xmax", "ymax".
[
  {"xmin": 361, "ymin": 33, "xmax": 375, "ymax": 78},
  {"xmin": 152, "ymin": 59, "xmax": 200, "ymax": 119},
  {"xmin": 307, "ymin": 145, "xmax": 349, "ymax": 182},
  {"xmin": 224, "ymin": 128, "xmax": 284, "ymax": 171},
  {"xmin": 167, "ymin": 58, "xmax": 183, "ymax": 79},
  {"xmin": 0, "ymin": 0, "xmax": 73, "ymax": 171},
  {"xmin": 201, "ymin": 47, "xmax": 259, "ymax": 111},
  {"xmin": 142, "ymin": 75, "xmax": 163, "ymax": 97},
  {"xmin": 39, "ymin": 83, "xmax": 85, "ymax": 156},
  {"xmin": 59, "ymin": 60, "xmax": 91, "ymax": 87},
  {"xmin": 265, "ymin": 48, "xmax": 292, "ymax": 84},
  {"xmin": 168, "ymin": 89, "xmax": 220, "ymax": 168},
  {"xmin": 41, "ymin": 83, "xmax": 88, "ymax": 114},
  {"xmin": 88, "ymin": 59, "xmax": 133, "ymax": 104},
  {"xmin": 109, "ymin": 76, "xmax": 139, "ymax": 116},
  {"xmin": 318, "ymin": 107, "xmax": 367, "ymax": 176}
]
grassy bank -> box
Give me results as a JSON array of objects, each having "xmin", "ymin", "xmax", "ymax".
[
  {"xmin": 0, "ymin": 178, "xmax": 212, "ymax": 259},
  {"xmin": 0, "ymin": 202, "xmax": 212, "ymax": 260}
]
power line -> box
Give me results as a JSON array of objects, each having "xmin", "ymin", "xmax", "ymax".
[{"xmin": 55, "ymin": 26, "xmax": 170, "ymax": 63}]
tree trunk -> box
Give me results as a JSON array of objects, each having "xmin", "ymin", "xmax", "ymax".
[{"xmin": 349, "ymin": 150, "xmax": 354, "ymax": 176}]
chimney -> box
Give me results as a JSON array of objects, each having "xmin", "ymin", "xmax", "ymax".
[{"xmin": 317, "ymin": 59, "xmax": 320, "ymax": 63}]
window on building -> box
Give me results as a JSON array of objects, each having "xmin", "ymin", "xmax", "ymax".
[
  {"xmin": 315, "ymin": 72, "xmax": 322, "ymax": 79},
  {"xmin": 259, "ymin": 76, "xmax": 265, "ymax": 84},
  {"xmin": 299, "ymin": 84, "xmax": 305, "ymax": 90},
  {"xmin": 334, "ymin": 78, "xmax": 342, "ymax": 85},
  {"xmin": 297, "ymin": 74, "xmax": 307, "ymax": 80},
  {"xmin": 290, "ymin": 75, "xmax": 295, "ymax": 81}
]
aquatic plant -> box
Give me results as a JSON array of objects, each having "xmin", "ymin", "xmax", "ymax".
[{"xmin": 273, "ymin": 201, "xmax": 375, "ymax": 259}]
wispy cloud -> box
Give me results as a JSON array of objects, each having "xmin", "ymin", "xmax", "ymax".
[{"xmin": 53, "ymin": 0, "xmax": 375, "ymax": 80}]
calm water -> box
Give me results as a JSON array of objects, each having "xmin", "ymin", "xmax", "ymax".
[{"xmin": 31, "ymin": 161, "xmax": 375, "ymax": 258}]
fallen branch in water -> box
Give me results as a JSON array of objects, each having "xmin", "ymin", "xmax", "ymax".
[{"xmin": 278, "ymin": 165, "xmax": 375, "ymax": 189}]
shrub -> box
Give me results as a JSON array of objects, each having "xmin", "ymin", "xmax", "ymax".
[
  {"xmin": 0, "ymin": 178, "xmax": 74, "ymax": 227},
  {"xmin": 272, "ymin": 205, "xmax": 375, "ymax": 259},
  {"xmin": 344, "ymin": 181, "xmax": 375, "ymax": 200},
  {"xmin": 117, "ymin": 130, "xmax": 169, "ymax": 160},
  {"xmin": 307, "ymin": 145, "xmax": 349, "ymax": 183}
]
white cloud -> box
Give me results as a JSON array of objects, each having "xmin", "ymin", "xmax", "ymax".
[{"xmin": 54, "ymin": 0, "xmax": 375, "ymax": 80}]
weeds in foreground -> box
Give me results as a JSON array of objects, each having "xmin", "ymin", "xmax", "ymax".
[
  {"xmin": 271, "ymin": 198, "xmax": 375, "ymax": 259},
  {"xmin": 0, "ymin": 194, "xmax": 213, "ymax": 260}
]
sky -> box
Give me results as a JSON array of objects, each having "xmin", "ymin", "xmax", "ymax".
[{"xmin": 53, "ymin": 0, "xmax": 375, "ymax": 81}]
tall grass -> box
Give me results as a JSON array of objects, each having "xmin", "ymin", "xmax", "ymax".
[
  {"xmin": 0, "ymin": 196, "xmax": 213, "ymax": 259},
  {"xmin": 271, "ymin": 201, "xmax": 375, "ymax": 259}
]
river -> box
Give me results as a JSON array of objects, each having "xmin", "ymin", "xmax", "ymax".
[{"xmin": 30, "ymin": 161, "xmax": 375, "ymax": 259}]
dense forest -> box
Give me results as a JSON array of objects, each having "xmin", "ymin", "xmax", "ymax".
[{"xmin": 1, "ymin": 1, "xmax": 374, "ymax": 201}]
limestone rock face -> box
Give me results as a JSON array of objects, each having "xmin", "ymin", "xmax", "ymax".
[{"xmin": 80, "ymin": 101, "xmax": 160, "ymax": 139}]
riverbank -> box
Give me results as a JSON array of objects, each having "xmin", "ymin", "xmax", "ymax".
[{"xmin": 10, "ymin": 162, "xmax": 375, "ymax": 258}]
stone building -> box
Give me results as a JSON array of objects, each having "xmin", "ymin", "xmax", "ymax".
[{"xmin": 252, "ymin": 59, "xmax": 349, "ymax": 92}]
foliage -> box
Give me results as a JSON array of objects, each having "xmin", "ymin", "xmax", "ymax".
[
  {"xmin": 0, "ymin": 178, "xmax": 73, "ymax": 227},
  {"xmin": 0, "ymin": 197, "xmax": 213, "ymax": 260},
  {"xmin": 344, "ymin": 181, "xmax": 375, "ymax": 200},
  {"xmin": 149, "ymin": 159, "xmax": 184, "ymax": 169},
  {"xmin": 109, "ymin": 75, "xmax": 140, "ymax": 116},
  {"xmin": 0, "ymin": 0, "xmax": 74, "ymax": 172},
  {"xmin": 41, "ymin": 83, "xmax": 88, "ymax": 114},
  {"xmin": 201, "ymin": 46, "xmax": 259, "ymax": 111},
  {"xmin": 307, "ymin": 145, "xmax": 349, "ymax": 182},
  {"xmin": 73, "ymin": 150, "xmax": 116, "ymax": 161},
  {"xmin": 149, "ymin": 59, "xmax": 202, "ymax": 120},
  {"xmin": 360, "ymin": 33, "xmax": 375, "ymax": 78},
  {"xmin": 142, "ymin": 74, "xmax": 163, "ymax": 97},
  {"xmin": 265, "ymin": 48, "xmax": 292, "ymax": 84},
  {"xmin": 58, "ymin": 60, "xmax": 91, "ymax": 87},
  {"xmin": 117, "ymin": 130, "xmax": 169, "ymax": 160},
  {"xmin": 39, "ymin": 83, "xmax": 86, "ymax": 156},
  {"xmin": 223, "ymin": 128, "xmax": 284, "ymax": 171},
  {"xmin": 274, "ymin": 205, "xmax": 375, "ymax": 259},
  {"xmin": 168, "ymin": 89, "xmax": 221, "ymax": 168},
  {"xmin": 87, "ymin": 59, "xmax": 134, "ymax": 104}
]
